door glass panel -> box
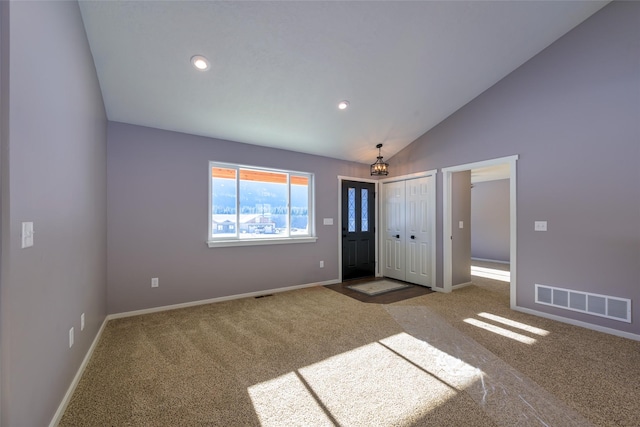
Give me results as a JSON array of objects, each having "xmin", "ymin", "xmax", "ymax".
[
  {"xmin": 348, "ymin": 187, "xmax": 356, "ymax": 232},
  {"xmin": 361, "ymin": 188, "xmax": 369, "ymax": 232}
]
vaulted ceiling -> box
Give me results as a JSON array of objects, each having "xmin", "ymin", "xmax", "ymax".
[{"xmin": 79, "ymin": 1, "xmax": 608, "ymax": 164}]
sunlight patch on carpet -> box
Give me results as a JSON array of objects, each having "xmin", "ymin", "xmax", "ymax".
[
  {"xmin": 463, "ymin": 318, "xmax": 537, "ymax": 344},
  {"xmin": 248, "ymin": 339, "xmax": 459, "ymax": 427},
  {"xmin": 471, "ymin": 266, "xmax": 510, "ymax": 282},
  {"xmin": 385, "ymin": 305, "xmax": 594, "ymax": 426},
  {"xmin": 477, "ymin": 312, "xmax": 550, "ymax": 336},
  {"xmin": 297, "ymin": 342, "xmax": 457, "ymax": 426},
  {"xmin": 248, "ymin": 372, "xmax": 333, "ymax": 427},
  {"xmin": 347, "ymin": 280, "xmax": 409, "ymax": 296},
  {"xmin": 379, "ymin": 333, "xmax": 482, "ymax": 390}
]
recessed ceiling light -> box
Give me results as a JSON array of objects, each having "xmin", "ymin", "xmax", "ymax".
[
  {"xmin": 338, "ymin": 100, "xmax": 350, "ymax": 110},
  {"xmin": 190, "ymin": 55, "xmax": 210, "ymax": 71}
]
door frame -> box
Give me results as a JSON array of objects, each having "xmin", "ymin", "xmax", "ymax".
[
  {"xmin": 442, "ymin": 155, "xmax": 518, "ymax": 308},
  {"xmin": 379, "ymin": 170, "xmax": 437, "ymax": 288},
  {"xmin": 337, "ymin": 176, "xmax": 379, "ymax": 282}
]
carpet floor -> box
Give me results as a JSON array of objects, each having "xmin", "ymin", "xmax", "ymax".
[{"xmin": 60, "ymin": 263, "xmax": 640, "ymax": 426}]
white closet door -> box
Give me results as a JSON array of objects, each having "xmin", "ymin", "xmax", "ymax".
[
  {"xmin": 383, "ymin": 180, "xmax": 405, "ymax": 281},
  {"xmin": 405, "ymin": 177, "xmax": 433, "ymax": 286}
]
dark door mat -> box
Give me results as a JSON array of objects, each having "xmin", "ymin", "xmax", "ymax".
[{"xmin": 325, "ymin": 278, "xmax": 433, "ymax": 304}]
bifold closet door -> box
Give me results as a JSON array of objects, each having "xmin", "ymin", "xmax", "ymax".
[
  {"xmin": 382, "ymin": 177, "xmax": 433, "ymax": 287},
  {"xmin": 405, "ymin": 177, "xmax": 432, "ymax": 286},
  {"xmin": 383, "ymin": 180, "xmax": 405, "ymax": 281}
]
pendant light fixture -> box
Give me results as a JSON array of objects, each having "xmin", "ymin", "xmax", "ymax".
[{"xmin": 370, "ymin": 143, "xmax": 389, "ymax": 176}]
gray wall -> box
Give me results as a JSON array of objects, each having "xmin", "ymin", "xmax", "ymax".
[
  {"xmin": 0, "ymin": 2, "xmax": 107, "ymax": 426},
  {"xmin": 388, "ymin": 1, "xmax": 640, "ymax": 334},
  {"xmin": 451, "ymin": 171, "xmax": 471, "ymax": 286},
  {"xmin": 107, "ymin": 122, "xmax": 369, "ymax": 314},
  {"xmin": 471, "ymin": 179, "xmax": 510, "ymax": 262},
  {"xmin": 0, "ymin": 5, "xmax": 4, "ymax": 422}
]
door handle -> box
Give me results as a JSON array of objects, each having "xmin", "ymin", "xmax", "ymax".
[
  {"xmin": 394, "ymin": 234, "xmax": 400, "ymax": 239},
  {"xmin": 410, "ymin": 235, "xmax": 415, "ymax": 239}
]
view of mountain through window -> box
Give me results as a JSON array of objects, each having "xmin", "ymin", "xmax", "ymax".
[{"xmin": 210, "ymin": 163, "xmax": 312, "ymax": 240}]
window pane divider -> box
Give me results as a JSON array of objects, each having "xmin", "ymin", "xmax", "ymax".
[{"xmin": 234, "ymin": 165, "xmax": 240, "ymax": 238}]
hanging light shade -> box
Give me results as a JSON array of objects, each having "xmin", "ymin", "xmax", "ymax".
[{"xmin": 370, "ymin": 143, "xmax": 389, "ymax": 176}]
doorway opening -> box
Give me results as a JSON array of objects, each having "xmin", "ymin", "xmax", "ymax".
[
  {"xmin": 470, "ymin": 165, "xmax": 512, "ymax": 287},
  {"xmin": 442, "ymin": 155, "xmax": 518, "ymax": 308}
]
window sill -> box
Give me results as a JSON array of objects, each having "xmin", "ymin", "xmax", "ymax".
[{"xmin": 207, "ymin": 236, "xmax": 318, "ymax": 248}]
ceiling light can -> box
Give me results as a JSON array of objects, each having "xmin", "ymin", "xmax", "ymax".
[
  {"xmin": 190, "ymin": 55, "xmax": 210, "ymax": 71},
  {"xmin": 338, "ymin": 100, "xmax": 350, "ymax": 110}
]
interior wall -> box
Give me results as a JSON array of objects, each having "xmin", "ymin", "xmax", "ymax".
[
  {"xmin": 0, "ymin": 3, "xmax": 4, "ymax": 419},
  {"xmin": 107, "ymin": 122, "xmax": 369, "ymax": 314},
  {"xmin": 471, "ymin": 179, "xmax": 510, "ymax": 262},
  {"xmin": 451, "ymin": 171, "xmax": 471, "ymax": 286},
  {"xmin": 0, "ymin": 2, "xmax": 107, "ymax": 425},
  {"xmin": 387, "ymin": 1, "xmax": 640, "ymax": 334}
]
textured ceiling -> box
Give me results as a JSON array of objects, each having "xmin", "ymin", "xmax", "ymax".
[{"xmin": 79, "ymin": 1, "xmax": 608, "ymax": 164}]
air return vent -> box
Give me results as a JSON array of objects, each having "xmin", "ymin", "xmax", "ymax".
[{"xmin": 535, "ymin": 284, "xmax": 631, "ymax": 323}]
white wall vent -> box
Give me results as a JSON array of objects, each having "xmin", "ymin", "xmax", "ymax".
[{"xmin": 535, "ymin": 284, "xmax": 631, "ymax": 323}]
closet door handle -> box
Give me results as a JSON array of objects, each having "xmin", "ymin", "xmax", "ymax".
[
  {"xmin": 394, "ymin": 234, "xmax": 400, "ymax": 239},
  {"xmin": 410, "ymin": 235, "xmax": 415, "ymax": 239}
]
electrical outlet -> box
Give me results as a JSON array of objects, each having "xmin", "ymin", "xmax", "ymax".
[
  {"xmin": 534, "ymin": 221, "xmax": 548, "ymax": 231},
  {"xmin": 151, "ymin": 277, "xmax": 159, "ymax": 288},
  {"xmin": 69, "ymin": 327, "xmax": 74, "ymax": 348},
  {"xmin": 21, "ymin": 222, "xmax": 34, "ymax": 248},
  {"xmin": 320, "ymin": 260, "xmax": 324, "ymax": 268},
  {"xmin": 81, "ymin": 313, "xmax": 85, "ymax": 331}
]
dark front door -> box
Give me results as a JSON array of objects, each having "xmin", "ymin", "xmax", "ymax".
[{"xmin": 342, "ymin": 180, "xmax": 376, "ymax": 280}]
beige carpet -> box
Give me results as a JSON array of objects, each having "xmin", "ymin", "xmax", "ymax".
[{"xmin": 60, "ymin": 264, "xmax": 640, "ymax": 426}]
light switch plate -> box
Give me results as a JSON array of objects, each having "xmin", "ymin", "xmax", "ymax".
[
  {"xmin": 534, "ymin": 221, "xmax": 548, "ymax": 231},
  {"xmin": 21, "ymin": 222, "xmax": 34, "ymax": 248},
  {"xmin": 323, "ymin": 218, "xmax": 334, "ymax": 225},
  {"xmin": 459, "ymin": 221, "xmax": 464, "ymax": 229}
]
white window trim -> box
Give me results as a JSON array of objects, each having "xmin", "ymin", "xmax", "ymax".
[
  {"xmin": 208, "ymin": 161, "xmax": 316, "ymax": 247},
  {"xmin": 207, "ymin": 236, "xmax": 318, "ymax": 248}
]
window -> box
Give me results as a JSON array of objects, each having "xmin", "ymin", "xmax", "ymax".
[{"xmin": 209, "ymin": 162, "xmax": 316, "ymax": 247}]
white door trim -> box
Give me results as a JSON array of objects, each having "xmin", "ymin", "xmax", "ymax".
[
  {"xmin": 379, "ymin": 170, "xmax": 437, "ymax": 288},
  {"xmin": 337, "ymin": 176, "xmax": 380, "ymax": 282},
  {"xmin": 378, "ymin": 169, "xmax": 437, "ymax": 184},
  {"xmin": 441, "ymin": 155, "xmax": 518, "ymax": 307}
]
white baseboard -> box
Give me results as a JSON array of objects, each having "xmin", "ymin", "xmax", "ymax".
[
  {"xmin": 49, "ymin": 317, "xmax": 109, "ymax": 427},
  {"xmin": 453, "ymin": 281, "xmax": 473, "ymax": 289},
  {"xmin": 513, "ymin": 305, "xmax": 640, "ymax": 342},
  {"xmin": 471, "ymin": 257, "xmax": 510, "ymax": 265},
  {"xmin": 108, "ymin": 279, "xmax": 340, "ymax": 320}
]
